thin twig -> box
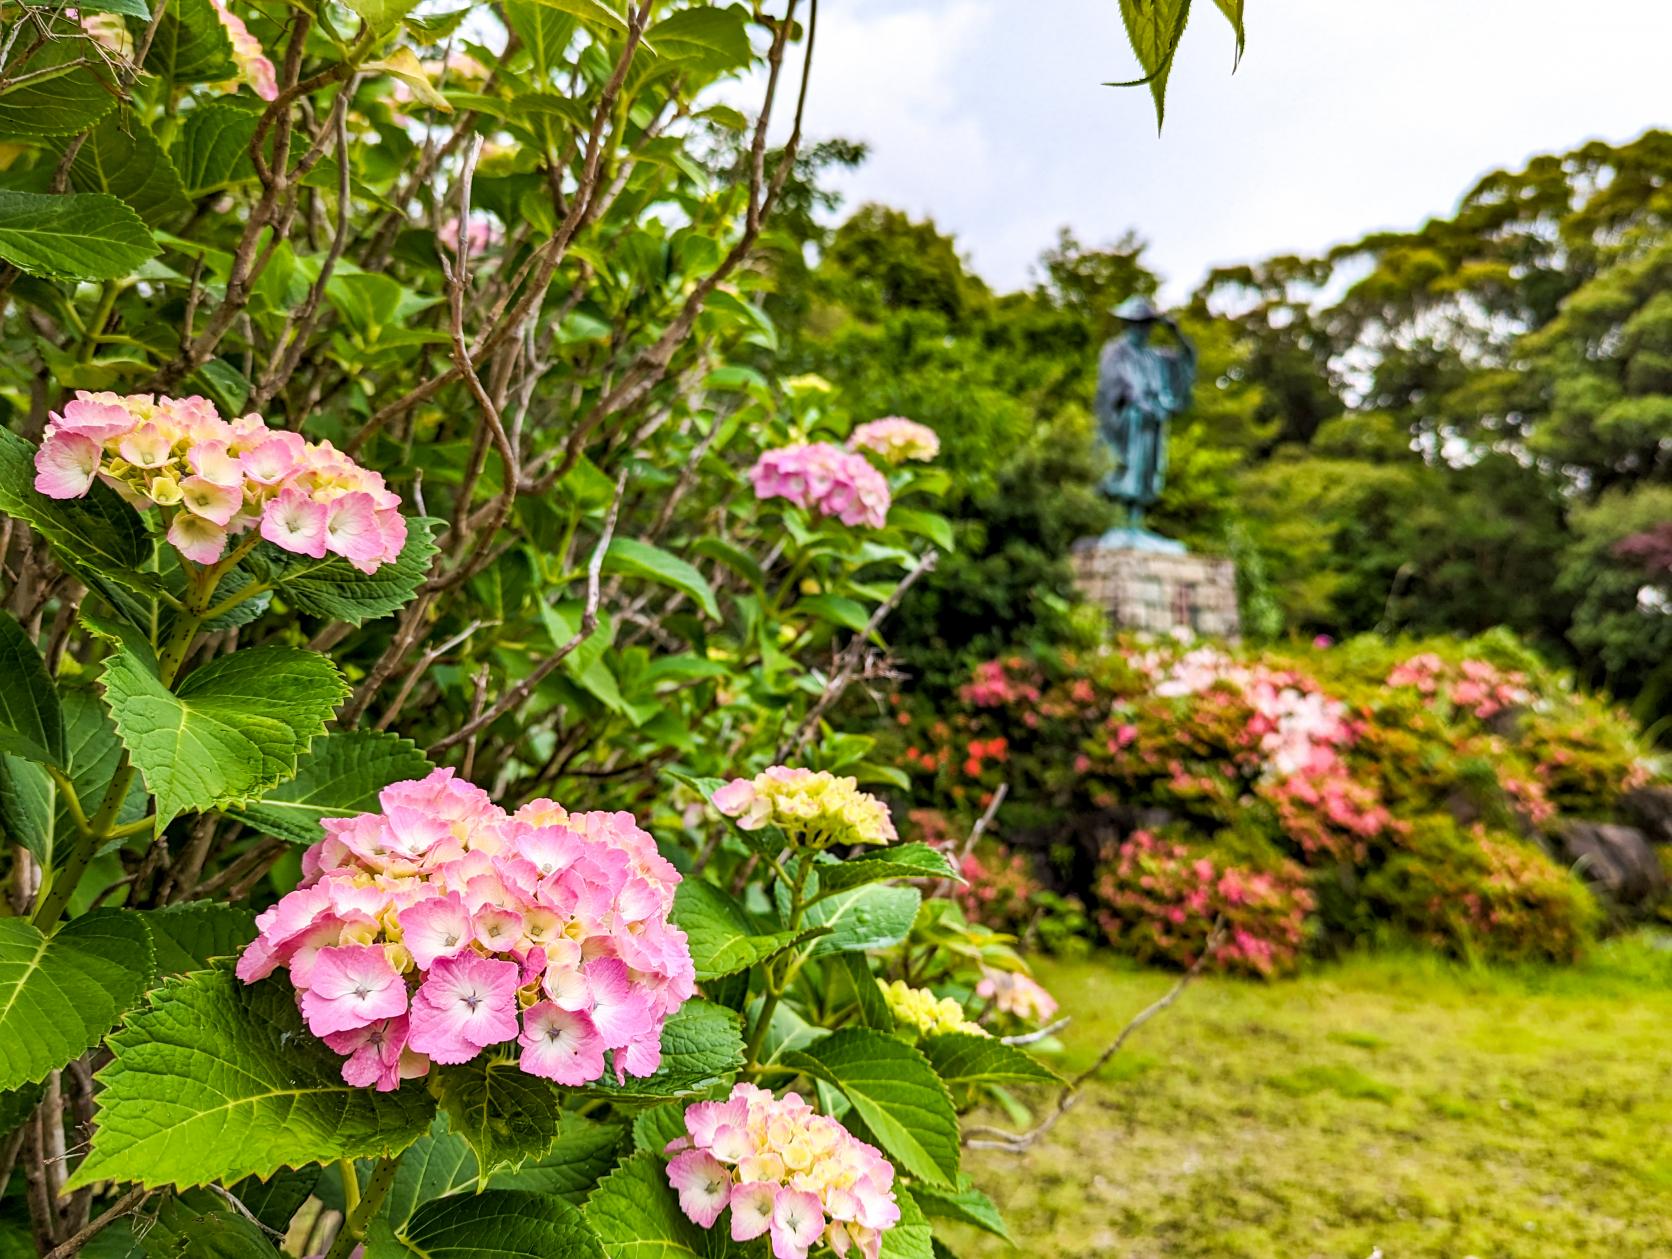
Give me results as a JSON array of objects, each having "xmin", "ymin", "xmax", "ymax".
[
  {"xmin": 40, "ymin": 1187, "xmax": 150, "ymax": 1259},
  {"xmin": 933, "ymin": 781, "xmax": 1007, "ymax": 901},
  {"xmin": 1000, "ymin": 1015, "xmax": 1072, "ymax": 1047}
]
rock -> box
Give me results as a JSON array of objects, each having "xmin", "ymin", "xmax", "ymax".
[
  {"xmin": 1620, "ymin": 787, "xmax": 1672, "ymax": 845},
  {"xmin": 1551, "ymin": 821, "xmax": 1666, "ymax": 907}
]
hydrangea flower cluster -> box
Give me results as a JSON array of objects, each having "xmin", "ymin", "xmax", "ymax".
[
  {"xmin": 235, "ymin": 769, "xmax": 694, "ymax": 1090},
  {"xmin": 209, "ymin": 0, "xmax": 278, "ymax": 101},
  {"xmin": 975, "ymin": 965, "xmax": 1058, "ymax": 1023},
  {"xmin": 712, "ymin": 767, "xmax": 898, "ymax": 848},
  {"xmin": 666, "ymin": 1083, "xmax": 900, "ymax": 1259},
  {"xmin": 749, "ymin": 443, "xmax": 891, "ymax": 528},
  {"xmin": 34, "ymin": 391, "xmax": 405, "ymax": 570},
  {"xmin": 877, "ymin": 979, "xmax": 986, "ymax": 1039},
  {"xmin": 846, "ymin": 417, "xmax": 939, "ymax": 464}
]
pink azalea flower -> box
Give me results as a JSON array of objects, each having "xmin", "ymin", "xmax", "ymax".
[
  {"xmin": 396, "ymin": 892, "xmax": 475, "ymax": 970},
  {"xmin": 770, "ymin": 1188, "xmax": 825, "ymax": 1259},
  {"xmin": 667, "ymin": 1150, "xmax": 732, "ymax": 1229},
  {"xmin": 517, "ymin": 1003, "xmax": 606, "ymax": 1084},
  {"xmin": 33, "ymin": 432, "xmax": 101, "ymax": 498},
  {"xmin": 299, "ymin": 944, "xmax": 409, "ymax": 1037},
  {"xmin": 261, "ymin": 487, "xmax": 329, "ymax": 557},
  {"xmin": 167, "ymin": 512, "xmax": 229, "ymax": 565},
  {"xmin": 407, "ymin": 952, "xmax": 519, "ymax": 1063}
]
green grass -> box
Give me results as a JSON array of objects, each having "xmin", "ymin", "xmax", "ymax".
[{"xmin": 948, "ymin": 935, "xmax": 1672, "ymax": 1258}]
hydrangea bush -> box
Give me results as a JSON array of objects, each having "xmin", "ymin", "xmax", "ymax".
[{"xmin": 0, "ymin": 3, "xmax": 1060, "ymax": 1256}]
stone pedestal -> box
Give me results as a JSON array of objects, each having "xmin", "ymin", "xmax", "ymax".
[{"xmin": 1071, "ymin": 542, "xmax": 1241, "ymax": 641}]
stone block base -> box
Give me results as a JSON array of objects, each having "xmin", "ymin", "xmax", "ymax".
[{"xmin": 1071, "ymin": 542, "xmax": 1241, "ymax": 641}]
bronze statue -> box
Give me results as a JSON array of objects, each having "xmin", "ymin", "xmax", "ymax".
[{"xmin": 1093, "ymin": 296, "xmax": 1195, "ymax": 552}]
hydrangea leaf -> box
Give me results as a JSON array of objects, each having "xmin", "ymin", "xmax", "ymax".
[
  {"xmin": 0, "ymin": 25, "xmax": 116, "ymax": 139},
  {"xmin": 879, "ymin": 1186, "xmax": 933, "ymax": 1259},
  {"xmin": 140, "ymin": 0, "xmax": 237, "ymax": 84},
  {"xmin": 911, "ymin": 1176, "xmax": 1011, "ymax": 1242},
  {"xmin": 170, "ymin": 102, "xmax": 258, "ymax": 197},
  {"xmin": 811, "ymin": 843, "xmax": 956, "ymax": 896},
  {"xmin": 66, "ymin": 969, "xmax": 435, "ymax": 1190},
  {"xmin": 431, "ymin": 1053, "xmax": 564, "ymax": 1175},
  {"xmin": 98, "ymin": 643, "xmax": 348, "ymax": 829},
  {"xmin": 786, "ymin": 1029, "xmax": 960, "ymax": 1187},
  {"xmin": 401, "ymin": 1189, "xmax": 606, "ymax": 1259},
  {"xmin": 794, "ymin": 882, "xmax": 921, "ymax": 957},
  {"xmin": 0, "ymin": 428, "xmax": 151, "ymax": 596},
  {"xmin": 62, "ymin": 111, "xmax": 189, "ymax": 226},
  {"xmin": 585, "ymin": 1151, "xmax": 709, "ymax": 1259},
  {"xmin": 226, "ymin": 730, "xmax": 433, "ymax": 845},
  {"xmin": 134, "ymin": 1188, "xmax": 286, "ymax": 1258},
  {"xmin": 672, "ymin": 879, "xmax": 806, "ymax": 981},
  {"xmin": 0, "ymin": 910, "xmax": 155, "ymax": 1093},
  {"xmin": 602, "ymin": 538, "xmax": 720, "ymax": 620},
  {"xmin": 137, "ymin": 902, "xmax": 256, "ymax": 977},
  {"xmin": 490, "ymin": 1114, "xmax": 627, "ymax": 1204},
  {"xmin": 363, "ymin": 1115, "xmax": 479, "ymax": 1258},
  {"xmin": 0, "ymin": 190, "xmax": 157, "ymax": 282},
  {"xmin": 919, "ymin": 1032, "xmax": 1061, "ymax": 1089},
  {"xmin": 580, "ymin": 999, "xmax": 744, "ymax": 1104},
  {"xmin": 0, "ymin": 611, "xmax": 65, "ymax": 770},
  {"xmin": 254, "ymin": 516, "xmax": 441, "ymax": 626}
]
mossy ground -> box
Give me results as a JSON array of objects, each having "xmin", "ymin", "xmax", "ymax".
[{"xmin": 949, "ymin": 936, "xmax": 1672, "ymax": 1258}]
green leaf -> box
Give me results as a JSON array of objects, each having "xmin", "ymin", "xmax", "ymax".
[
  {"xmin": 839, "ymin": 952, "xmax": 894, "ymax": 1032},
  {"xmin": 812, "ymin": 843, "xmax": 955, "ymax": 896},
  {"xmin": 603, "ymin": 538, "xmax": 720, "ymax": 620},
  {"xmin": 79, "ymin": 0, "xmax": 152, "ymax": 16},
  {"xmin": 528, "ymin": 0, "xmax": 629, "ymax": 36},
  {"xmin": 586, "ymin": 1152, "xmax": 710, "ymax": 1259},
  {"xmin": 786, "ymin": 1029, "xmax": 960, "ymax": 1186},
  {"xmin": 581, "ymin": 999, "xmax": 743, "ymax": 1103},
  {"xmin": 888, "ymin": 507, "xmax": 955, "ymax": 553},
  {"xmin": 138, "ymin": 902, "xmax": 255, "ymax": 977},
  {"xmin": 432, "ymin": 1054, "xmax": 565, "ymax": 1175},
  {"xmin": 257, "ymin": 515, "xmax": 441, "ymax": 625},
  {"xmin": 0, "ymin": 911, "xmax": 155, "ymax": 1092},
  {"xmin": 672, "ymin": 879, "xmax": 805, "ymax": 982},
  {"xmin": 363, "ymin": 1117, "xmax": 477, "ymax": 1257},
  {"xmin": 880, "ymin": 1186, "xmax": 935, "ymax": 1259},
  {"xmin": 1212, "ymin": 0, "xmax": 1246, "ymax": 67},
  {"xmin": 797, "ymin": 593, "xmax": 870, "ymax": 634},
  {"xmin": 137, "ymin": 1189, "xmax": 285, "ymax": 1258},
  {"xmin": 795, "ymin": 882, "xmax": 921, "ymax": 957},
  {"xmin": 67, "ymin": 969, "xmax": 436, "ymax": 1190},
  {"xmin": 100, "ymin": 643, "xmax": 347, "ymax": 830},
  {"xmin": 142, "ymin": 0, "xmax": 238, "ymax": 84},
  {"xmin": 344, "ymin": 0, "xmax": 421, "ymax": 31},
  {"xmin": 504, "ymin": 0, "xmax": 578, "ymax": 78},
  {"xmin": 0, "ymin": 26, "xmax": 116, "ymax": 139},
  {"xmin": 0, "ymin": 189, "xmax": 157, "ymax": 282},
  {"xmin": 226, "ymin": 731, "xmax": 432, "ymax": 845},
  {"xmin": 170, "ymin": 102, "xmax": 259, "ymax": 196},
  {"xmin": 647, "ymin": 5, "xmax": 751, "ymax": 71},
  {"xmin": 403, "ymin": 1190, "xmax": 605, "ymax": 1259},
  {"xmin": 490, "ymin": 1114, "xmax": 625, "ymax": 1203},
  {"xmin": 920, "ymin": 1032, "xmax": 1060, "ymax": 1088},
  {"xmin": 1114, "ymin": 0, "xmax": 1192, "ymax": 132},
  {"xmin": 0, "ymin": 612, "xmax": 64, "ymax": 769},
  {"xmin": 63, "ymin": 112, "xmax": 189, "ymax": 225},
  {"xmin": 629, "ymin": 1102, "xmax": 687, "ymax": 1156},
  {"xmin": 912, "ymin": 1177, "xmax": 1010, "ymax": 1242}
]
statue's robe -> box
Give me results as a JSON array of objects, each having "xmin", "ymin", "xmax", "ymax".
[{"xmin": 1094, "ymin": 332, "xmax": 1196, "ymax": 509}]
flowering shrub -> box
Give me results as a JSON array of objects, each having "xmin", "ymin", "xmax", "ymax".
[
  {"xmin": 666, "ymin": 1083, "xmax": 901, "ymax": 1259},
  {"xmin": 237, "ymin": 769, "xmax": 692, "ymax": 1088},
  {"xmin": 714, "ymin": 767, "xmax": 899, "ymax": 847},
  {"xmin": 847, "ymin": 417, "xmax": 941, "ymax": 465},
  {"xmin": 750, "ymin": 442, "xmax": 892, "ymax": 528},
  {"xmin": 975, "ymin": 964, "xmax": 1059, "ymax": 1023}
]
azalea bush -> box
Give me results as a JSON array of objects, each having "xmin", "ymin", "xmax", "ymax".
[
  {"xmin": 0, "ymin": 2, "xmax": 1075, "ymax": 1256},
  {"xmin": 890, "ymin": 632, "xmax": 1660, "ymax": 971}
]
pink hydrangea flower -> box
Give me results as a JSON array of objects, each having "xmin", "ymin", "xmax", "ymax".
[
  {"xmin": 665, "ymin": 1083, "xmax": 900, "ymax": 1259},
  {"xmin": 749, "ymin": 442, "xmax": 891, "ymax": 529},
  {"xmin": 235, "ymin": 768, "xmax": 693, "ymax": 1091},
  {"xmin": 209, "ymin": 0, "xmax": 278, "ymax": 101},
  {"xmin": 847, "ymin": 417, "xmax": 939, "ymax": 465}
]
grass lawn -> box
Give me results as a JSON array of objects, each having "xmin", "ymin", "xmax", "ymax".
[{"xmin": 949, "ymin": 935, "xmax": 1672, "ymax": 1259}]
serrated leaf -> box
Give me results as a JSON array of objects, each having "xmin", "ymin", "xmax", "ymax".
[
  {"xmin": 345, "ymin": 0, "xmax": 421, "ymax": 30},
  {"xmin": 402, "ymin": 1189, "xmax": 605, "ymax": 1259},
  {"xmin": 363, "ymin": 1117, "xmax": 478, "ymax": 1257},
  {"xmin": 1115, "ymin": 0, "xmax": 1192, "ymax": 132},
  {"xmin": 839, "ymin": 951, "xmax": 894, "ymax": 1032},
  {"xmin": 227, "ymin": 730, "xmax": 432, "ymax": 845},
  {"xmin": 99, "ymin": 643, "xmax": 348, "ymax": 830},
  {"xmin": 603, "ymin": 538, "xmax": 720, "ymax": 620},
  {"xmin": 580, "ymin": 999, "xmax": 743, "ymax": 1103},
  {"xmin": 170, "ymin": 102, "xmax": 259, "ymax": 196},
  {"xmin": 793, "ymin": 881, "xmax": 920, "ymax": 957},
  {"xmin": 530, "ymin": 0, "xmax": 629, "ymax": 36},
  {"xmin": 786, "ymin": 1029, "xmax": 960, "ymax": 1186},
  {"xmin": 491, "ymin": 1114, "xmax": 625, "ymax": 1203},
  {"xmin": 1212, "ymin": 0, "xmax": 1246, "ymax": 67},
  {"xmin": 0, "ymin": 612, "xmax": 64, "ymax": 770},
  {"xmin": 646, "ymin": 5, "xmax": 750, "ymax": 71},
  {"xmin": 79, "ymin": 0, "xmax": 151, "ymax": 16},
  {"xmin": 505, "ymin": 0, "xmax": 579, "ymax": 78},
  {"xmin": 811, "ymin": 843, "xmax": 955, "ymax": 896},
  {"xmin": 64, "ymin": 111, "xmax": 189, "ymax": 225},
  {"xmin": 67, "ymin": 969, "xmax": 435, "ymax": 1190},
  {"xmin": 880, "ymin": 1186, "xmax": 934, "ymax": 1259},
  {"xmin": 0, "ymin": 189, "xmax": 157, "ymax": 282},
  {"xmin": 672, "ymin": 879, "xmax": 804, "ymax": 982},
  {"xmin": 257, "ymin": 515, "xmax": 440, "ymax": 625},
  {"xmin": 920, "ymin": 1032, "xmax": 1060, "ymax": 1088},
  {"xmin": 142, "ymin": 0, "xmax": 237, "ymax": 84},
  {"xmin": 629, "ymin": 1102, "xmax": 686, "ymax": 1156},
  {"xmin": 912, "ymin": 1177, "xmax": 1010, "ymax": 1242},
  {"xmin": 586, "ymin": 1152, "xmax": 709, "ymax": 1259},
  {"xmin": 432, "ymin": 1054, "xmax": 564, "ymax": 1175},
  {"xmin": 0, "ymin": 26, "xmax": 116, "ymax": 139},
  {"xmin": 0, "ymin": 910, "xmax": 155, "ymax": 1093},
  {"xmin": 138, "ymin": 1188, "xmax": 285, "ymax": 1258},
  {"xmin": 138, "ymin": 902, "xmax": 255, "ymax": 977}
]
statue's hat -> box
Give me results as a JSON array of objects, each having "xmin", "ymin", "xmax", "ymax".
[{"xmin": 1112, "ymin": 295, "xmax": 1163, "ymax": 323}]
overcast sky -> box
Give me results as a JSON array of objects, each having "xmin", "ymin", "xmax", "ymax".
[{"xmin": 775, "ymin": 0, "xmax": 1668, "ymax": 300}]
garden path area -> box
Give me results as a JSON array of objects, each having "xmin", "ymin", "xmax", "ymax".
[{"xmin": 952, "ymin": 938, "xmax": 1672, "ymax": 1258}]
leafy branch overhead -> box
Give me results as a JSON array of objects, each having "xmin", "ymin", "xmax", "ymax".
[{"xmin": 1114, "ymin": 0, "xmax": 1248, "ymax": 130}]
